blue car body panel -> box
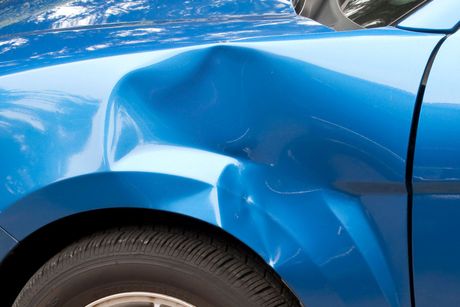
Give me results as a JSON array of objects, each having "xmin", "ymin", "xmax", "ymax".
[
  {"xmin": 397, "ymin": 0, "xmax": 460, "ymax": 34},
  {"xmin": 0, "ymin": 0, "xmax": 296, "ymax": 36},
  {"xmin": 0, "ymin": 28, "xmax": 443, "ymax": 306},
  {"xmin": 0, "ymin": 15, "xmax": 329, "ymax": 76},
  {"xmin": 412, "ymin": 30, "xmax": 460, "ymax": 306},
  {"xmin": 0, "ymin": 0, "xmax": 457, "ymax": 306}
]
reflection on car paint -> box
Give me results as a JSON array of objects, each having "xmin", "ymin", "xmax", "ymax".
[{"xmin": 0, "ymin": 25, "xmax": 444, "ymax": 305}]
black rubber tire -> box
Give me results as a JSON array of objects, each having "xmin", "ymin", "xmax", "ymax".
[{"xmin": 13, "ymin": 226, "xmax": 300, "ymax": 307}]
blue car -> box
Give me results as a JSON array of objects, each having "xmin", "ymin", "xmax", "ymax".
[{"xmin": 0, "ymin": 0, "xmax": 459, "ymax": 306}]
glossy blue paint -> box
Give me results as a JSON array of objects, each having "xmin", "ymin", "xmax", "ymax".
[
  {"xmin": 0, "ymin": 0, "xmax": 295, "ymax": 36},
  {"xmin": 0, "ymin": 0, "xmax": 450, "ymax": 306},
  {"xmin": 397, "ymin": 0, "xmax": 460, "ymax": 33},
  {"xmin": 0, "ymin": 26, "xmax": 443, "ymax": 305},
  {"xmin": 412, "ymin": 30, "xmax": 460, "ymax": 306},
  {"xmin": 0, "ymin": 15, "xmax": 329, "ymax": 76}
]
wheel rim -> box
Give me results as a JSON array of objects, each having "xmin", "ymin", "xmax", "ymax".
[{"xmin": 85, "ymin": 291, "xmax": 195, "ymax": 307}]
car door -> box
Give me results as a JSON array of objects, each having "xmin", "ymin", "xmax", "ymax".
[{"xmin": 412, "ymin": 29, "xmax": 460, "ymax": 306}]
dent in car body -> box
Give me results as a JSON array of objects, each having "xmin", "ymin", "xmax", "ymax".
[
  {"xmin": 0, "ymin": 0, "xmax": 446, "ymax": 306},
  {"xmin": 412, "ymin": 30, "xmax": 460, "ymax": 306},
  {"xmin": 0, "ymin": 29, "xmax": 443, "ymax": 306}
]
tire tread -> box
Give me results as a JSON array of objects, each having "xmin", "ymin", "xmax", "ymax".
[{"xmin": 13, "ymin": 225, "xmax": 301, "ymax": 307}]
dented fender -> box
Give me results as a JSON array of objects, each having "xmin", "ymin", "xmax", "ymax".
[{"xmin": 0, "ymin": 28, "xmax": 444, "ymax": 306}]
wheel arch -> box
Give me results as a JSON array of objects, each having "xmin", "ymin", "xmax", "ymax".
[{"xmin": 0, "ymin": 206, "xmax": 302, "ymax": 306}]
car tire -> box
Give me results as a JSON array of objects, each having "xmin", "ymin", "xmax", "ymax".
[{"xmin": 13, "ymin": 226, "xmax": 300, "ymax": 307}]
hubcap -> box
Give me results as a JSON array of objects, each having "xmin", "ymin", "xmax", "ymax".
[{"xmin": 85, "ymin": 291, "xmax": 195, "ymax": 307}]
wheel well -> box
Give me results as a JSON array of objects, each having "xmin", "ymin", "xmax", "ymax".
[{"xmin": 0, "ymin": 208, "xmax": 299, "ymax": 306}]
